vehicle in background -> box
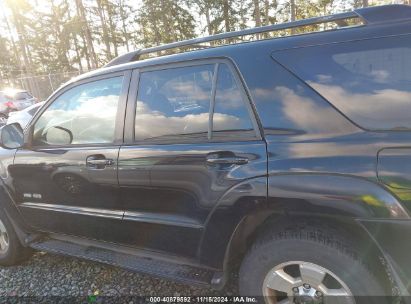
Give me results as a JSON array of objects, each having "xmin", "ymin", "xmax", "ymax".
[
  {"xmin": 0, "ymin": 89, "xmax": 38, "ymax": 124},
  {"xmin": 7, "ymin": 101, "xmax": 45, "ymax": 129}
]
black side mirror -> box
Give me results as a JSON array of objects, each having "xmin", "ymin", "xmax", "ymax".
[{"xmin": 0, "ymin": 123, "xmax": 24, "ymax": 149}]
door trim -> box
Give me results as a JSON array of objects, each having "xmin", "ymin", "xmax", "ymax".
[
  {"xmin": 123, "ymin": 211, "xmax": 203, "ymax": 229},
  {"xmin": 20, "ymin": 202, "xmax": 204, "ymax": 228},
  {"xmin": 20, "ymin": 202, "xmax": 124, "ymax": 219}
]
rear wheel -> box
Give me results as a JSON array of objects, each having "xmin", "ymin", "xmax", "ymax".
[
  {"xmin": 0, "ymin": 211, "xmax": 32, "ymax": 266},
  {"xmin": 239, "ymin": 220, "xmax": 392, "ymax": 304}
]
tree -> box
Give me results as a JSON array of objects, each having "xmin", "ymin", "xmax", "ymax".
[
  {"xmin": 118, "ymin": 0, "xmax": 135, "ymax": 52},
  {"xmin": 253, "ymin": 0, "xmax": 262, "ymax": 28},
  {"xmin": 75, "ymin": 0, "xmax": 97, "ymax": 69},
  {"xmin": 96, "ymin": 0, "xmax": 113, "ymax": 60},
  {"xmin": 4, "ymin": 0, "xmax": 41, "ymax": 97},
  {"xmin": 290, "ymin": 0, "xmax": 296, "ymax": 21},
  {"xmin": 137, "ymin": 0, "xmax": 196, "ymax": 51}
]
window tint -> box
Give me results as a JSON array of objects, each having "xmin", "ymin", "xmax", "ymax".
[
  {"xmin": 135, "ymin": 65, "xmax": 214, "ymax": 141},
  {"xmin": 273, "ymin": 35, "xmax": 411, "ymax": 130},
  {"xmin": 33, "ymin": 77, "xmax": 123, "ymax": 146},
  {"xmin": 212, "ymin": 64, "xmax": 254, "ymax": 137}
]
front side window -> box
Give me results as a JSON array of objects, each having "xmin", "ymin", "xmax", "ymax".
[{"xmin": 33, "ymin": 76, "xmax": 123, "ymax": 146}]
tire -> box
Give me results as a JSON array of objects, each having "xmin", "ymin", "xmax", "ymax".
[
  {"xmin": 239, "ymin": 220, "xmax": 392, "ymax": 304},
  {"xmin": 0, "ymin": 210, "xmax": 32, "ymax": 266}
]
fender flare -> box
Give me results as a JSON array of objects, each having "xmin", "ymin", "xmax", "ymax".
[{"xmin": 200, "ymin": 173, "xmax": 409, "ymax": 269}]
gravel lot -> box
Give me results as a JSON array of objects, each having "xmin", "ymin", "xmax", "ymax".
[{"xmin": 0, "ymin": 251, "xmax": 239, "ymax": 298}]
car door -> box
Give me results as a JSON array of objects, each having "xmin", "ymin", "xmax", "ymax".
[
  {"xmin": 9, "ymin": 72, "xmax": 130, "ymax": 243},
  {"xmin": 118, "ymin": 60, "xmax": 267, "ymax": 257}
]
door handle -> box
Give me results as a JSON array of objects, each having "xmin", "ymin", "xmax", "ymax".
[
  {"xmin": 86, "ymin": 155, "xmax": 114, "ymax": 169},
  {"xmin": 206, "ymin": 156, "xmax": 249, "ymax": 165}
]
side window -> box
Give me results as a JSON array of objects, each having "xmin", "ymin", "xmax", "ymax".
[
  {"xmin": 135, "ymin": 65, "xmax": 214, "ymax": 141},
  {"xmin": 212, "ymin": 64, "xmax": 255, "ymax": 138},
  {"xmin": 134, "ymin": 62, "xmax": 257, "ymax": 142},
  {"xmin": 33, "ymin": 76, "xmax": 123, "ymax": 146},
  {"xmin": 273, "ymin": 35, "xmax": 411, "ymax": 131}
]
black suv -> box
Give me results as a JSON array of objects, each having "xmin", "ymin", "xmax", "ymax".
[{"xmin": 0, "ymin": 4, "xmax": 410, "ymax": 303}]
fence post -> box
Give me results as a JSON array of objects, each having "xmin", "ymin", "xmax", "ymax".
[{"xmin": 48, "ymin": 74, "xmax": 54, "ymax": 92}]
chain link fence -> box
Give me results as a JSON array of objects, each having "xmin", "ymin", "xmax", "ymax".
[{"xmin": 1, "ymin": 71, "xmax": 81, "ymax": 101}]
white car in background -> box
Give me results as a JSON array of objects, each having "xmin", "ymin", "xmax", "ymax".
[
  {"xmin": 7, "ymin": 101, "xmax": 45, "ymax": 129},
  {"xmin": 0, "ymin": 89, "xmax": 38, "ymax": 124}
]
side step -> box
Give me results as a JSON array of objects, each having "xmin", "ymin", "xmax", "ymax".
[{"xmin": 30, "ymin": 238, "xmax": 215, "ymax": 287}]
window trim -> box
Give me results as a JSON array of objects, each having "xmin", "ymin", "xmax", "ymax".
[
  {"xmin": 25, "ymin": 70, "xmax": 132, "ymax": 150},
  {"xmin": 125, "ymin": 58, "xmax": 261, "ymax": 145}
]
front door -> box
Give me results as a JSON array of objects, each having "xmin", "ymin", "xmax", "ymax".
[
  {"xmin": 118, "ymin": 60, "xmax": 267, "ymax": 257},
  {"xmin": 9, "ymin": 73, "xmax": 130, "ymax": 242}
]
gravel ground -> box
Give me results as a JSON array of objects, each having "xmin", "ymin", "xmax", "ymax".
[{"xmin": 0, "ymin": 251, "xmax": 239, "ymax": 299}]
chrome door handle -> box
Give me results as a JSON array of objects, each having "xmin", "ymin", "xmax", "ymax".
[
  {"xmin": 206, "ymin": 156, "xmax": 249, "ymax": 165},
  {"xmin": 86, "ymin": 156, "xmax": 114, "ymax": 169},
  {"xmin": 87, "ymin": 159, "xmax": 114, "ymax": 166}
]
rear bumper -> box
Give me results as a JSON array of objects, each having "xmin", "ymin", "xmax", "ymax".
[{"xmin": 360, "ymin": 219, "xmax": 411, "ymax": 296}]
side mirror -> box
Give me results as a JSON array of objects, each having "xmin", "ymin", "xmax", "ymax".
[
  {"xmin": 0, "ymin": 123, "xmax": 24, "ymax": 149},
  {"xmin": 45, "ymin": 126, "xmax": 73, "ymax": 145}
]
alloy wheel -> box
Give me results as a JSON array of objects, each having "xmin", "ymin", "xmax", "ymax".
[{"xmin": 263, "ymin": 261, "xmax": 354, "ymax": 304}]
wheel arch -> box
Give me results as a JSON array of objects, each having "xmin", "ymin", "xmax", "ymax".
[
  {"xmin": 225, "ymin": 212, "xmax": 401, "ymax": 295},
  {"xmin": 0, "ymin": 180, "xmax": 37, "ymax": 245},
  {"xmin": 202, "ymin": 173, "xmax": 409, "ymax": 292}
]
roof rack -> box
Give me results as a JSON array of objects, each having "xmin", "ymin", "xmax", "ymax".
[{"xmin": 105, "ymin": 4, "xmax": 411, "ymax": 68}]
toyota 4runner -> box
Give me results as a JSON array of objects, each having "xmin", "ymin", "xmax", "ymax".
[{"xmin": 0, "ymin": 5, "xmax": 410, "ymax": 304}]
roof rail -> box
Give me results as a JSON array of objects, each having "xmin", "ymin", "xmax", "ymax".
[{"xmin": 105, "ymin": 4, "xmax": 411, "ymax": 68}]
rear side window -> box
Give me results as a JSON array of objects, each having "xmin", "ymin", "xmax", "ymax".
[
  {"xmin": 213, "ymin": 64, "xmax": 254, "ymax": 138},
  {"xmin": 273, "ymin": 35, "xmax": 411, "ymax": 131},
  {"xmin": 135, "ymin": 62, "xmax": 256, "ymax": 142},
  {"xmin": 135, "ymin": 64, "xmax": 214, "ymax": 141}
]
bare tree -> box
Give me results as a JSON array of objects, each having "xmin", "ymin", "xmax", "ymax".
[
  {"xmin": 96, "ymin": 0, "xmax": 112, "ymax": 60},
  {"xmin": 254, "ymin": 0, "xmax": 262, "ymax": 27},
  {"xmin": 75, "ymin": 0, "xmax": 97, "ymax": 69}
]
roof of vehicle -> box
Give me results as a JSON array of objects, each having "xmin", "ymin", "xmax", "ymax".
[{"xmin": 67, "ymin": 4, "xmax": 411, "ymax": 86}]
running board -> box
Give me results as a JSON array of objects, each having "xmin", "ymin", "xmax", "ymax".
[{"xmin": 30, "ymin": 238, "xmax": 217, "ymax": 287}]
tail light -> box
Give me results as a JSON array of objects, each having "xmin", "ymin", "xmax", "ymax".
[{"xmin": 5, "ymin": 101, "xmax": 15, "ymax": 108}]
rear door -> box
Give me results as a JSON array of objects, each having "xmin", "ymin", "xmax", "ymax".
[
  {"xmin": 10, "ymin": 72, "xmax": 130, "ymax": 243},
  {"xmin": 118, "ymin": 59, "xmax": 267, "ymax": 257}
]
